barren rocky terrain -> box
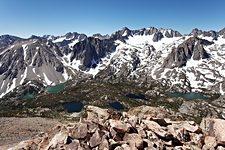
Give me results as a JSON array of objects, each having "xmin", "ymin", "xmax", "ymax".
[
  {"xmin": 0, "ymin": 117, "xmax": 61, "ymax": 149},
  {"xmin": 8, "ymin": 105, "xmax": 225, "ymax": 150}
]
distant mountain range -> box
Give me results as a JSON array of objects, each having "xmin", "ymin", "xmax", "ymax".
[{"xmin": 0, "ymin": 27, "xmax": 225, "ymax": 98}]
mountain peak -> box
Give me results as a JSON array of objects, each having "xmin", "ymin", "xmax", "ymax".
[
  {"xmin": 219, "ymin": 27, "xmax": 225, "ymax": 36},
  {"xmin": 0, "ymin": 26, "xmax": 225, "ymax": 99},
  {"xmin": 0, "ymin": 34, "xmax": 22, "ymax": 49},
  {"xmin": 189, "ymin": 28, "xmax": 218, "ymax": 40},
  {"xmin": 92, "ymin": 33, "xmax": 110, "ymax": 40}
]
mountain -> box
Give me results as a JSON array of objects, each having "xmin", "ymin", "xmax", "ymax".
[
  {"xmin": 0, "ymin": 35, "xmax": 22, "ymax": 49},
  {"xmin": 0, "ymin": 27, "xmax": 225, "ymax": 99},
  {"xmin": 0, "ymin": 37, "xmax": 70, "ymax": 98},
  {"xmin": 163, "ymin": 37, "xmax": 213, "ymax": 68}
]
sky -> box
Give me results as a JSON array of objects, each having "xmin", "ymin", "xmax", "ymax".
[{"xmin": 0, "ymin": 0, "xmax": 225, "ymax": 38}]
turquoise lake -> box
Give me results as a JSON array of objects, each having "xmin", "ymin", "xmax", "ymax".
[
  {"xmin": 47, "ymin": 83, "xmax": 65, "ymax": 94},
  {"xmin": 167, "ymin": 92, "xmax": 208, "ymax": 100}
]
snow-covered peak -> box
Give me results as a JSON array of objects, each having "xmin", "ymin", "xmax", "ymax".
[
  {"xmin": 92, "ymin": 33, "xmax": 110, "ymax": 40},
  {"xmin": 51, "ymin": 32, "xmax": 87, "ymax": 43},
  {"xmin": 1, "ymin": 26, "xmax": 225, "ymax": 98},
  {"xmin": 189, "ymin": 28, "xmax": 218, "ymax": 40}
]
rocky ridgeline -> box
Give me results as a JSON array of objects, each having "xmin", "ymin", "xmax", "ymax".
[{"xmin": 10, "ymin": 105, "xmax": 225, "ymax": 150}]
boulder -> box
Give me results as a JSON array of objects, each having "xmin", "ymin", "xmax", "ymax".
[
  {"xmin": 89, "ymin": 130, "xmax": 102, "ymax": 148},
  {"xmin": 109, "ymin": 119, "xmax": 131, "ymax": 133},
  {"xmin": 137, "ymin": 126, "xmax": 147, "ymax": 138},
  {"xmin": 123, "ymin": 133, "xmax": 143, "ymax": 149},
  {"xmin": 86, "ymin": 105, "xmax": 110, "ymax": 125},
  {"xmin": 99, "ymin": 135, "xmax": 109, "ymax": 150},
  {"xmin": 200, "ymin": 118, "xmax": 225, "ymax": 146},
  {"xmin": 110, "ymin": 127, "xmax": 123, "ymax": 141},
  {"xmin": 142, "ymin": 120, "xmax": 173, "ymax": 140},
  {"xmin": 10, "ymin": 106, "xmax": 225, "ymax": 150},
  {"xmin": 127, "ymin": 115, "xmax": 138, "ymax": 127},
  {"xmin": 66, "ymin": 139, "xmax": 80, "ymax": 150},
  {"xmin": 70, "ymin": 122, "xmax": 88, "ymax": 139},
  {"xmin": 204, "ymin": 136, "xmax": 217, "ymax": 149},
  {"xmin": 189, "ymin": 133, "xmax": 204, "ymax": 148},
  {"xmin": 168, "ymin": 121, "xmax": 200, "ymax": 133},
  {"xmin": 167, "ymin": 126, "xmax": 190, "ymax": 143},
  {"xmin": 8, "ymin": 139, "xmax": 41, "ymax": 150},
  {"xmin": 85, "ymin": 120, "xmax": 99, "ymax": 133},
  {"xmin": 46, "ymin": 131, "xmax": 69, "ymax": 149},
  {"xmin": 143, "ymin": 139, "xmax": 158, "ymax": 150}
]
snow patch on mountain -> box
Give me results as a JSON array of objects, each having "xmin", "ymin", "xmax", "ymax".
[
  {"xmin": 20, "ymin": 67, "xmax": 28, "ymax": 85},
  {"xmin": 126, "ymin": 34, "xmax": 183, "ymax": 51},
  {"xmin": 22, "ymin": 44, "xmax": 28, "ymax": 60},
  {"xmin": 62, "ymin": 69, "xmax": 69, "ymax": 81},
  {"xmin": 0, "ymin": 78, "xmax": 17, "ymax": 98},
  {"xmin": 53, "ymin": 37, "xmax": 67, "ymax": 43},
  {"xmin": 43, "ymin": 73, "xmax": 52, "ymax": 85},
  {"xmin": 68, "ymin": 39, "xmax": 79, "ymax": 48}
]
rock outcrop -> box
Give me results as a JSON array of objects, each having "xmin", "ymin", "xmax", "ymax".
[
  {"xmin": 163, "ymin": 37, "xmax": 213, "ymax": 68},
  {"xmin": 218, "ymin": 28, "xmax": 225, "ymax": 38},
  {"xmin": 111, "ymin": 27, "xmax": 182, "ymax": 42},
  {"xmin": 152, "ymin": 32, "xmax": 164, "ymax": 42},
  {"xmin": 0, "ymin": 35, "xmax": 21, "ymax": 49},
  {"xmin": 190, "ymin": 28, "xmax": 218, "ymax": 40},
  {"xmin": 9, "ymin": 105, "xmax": 225, "ymax": 150},
  {"xmin": 70, "ymin": 37, "xmax": 116, "ymax": 69}
]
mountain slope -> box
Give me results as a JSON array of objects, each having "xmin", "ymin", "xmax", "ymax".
[
  {"xmin": 0, "ymin": 38, "xmax": 73, "ymax": 97},
  {"xmin": 0, "ymin": 27, "xmax": 225, "ymax": 98}
]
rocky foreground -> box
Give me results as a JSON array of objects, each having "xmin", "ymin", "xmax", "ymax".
[
  {"xmin": 9, "ymin": 105, "xmax": 225, "ymax": 150},
  {"xmin": 0, "ymin": 117, "xmax": 60, "ymax": 150}
]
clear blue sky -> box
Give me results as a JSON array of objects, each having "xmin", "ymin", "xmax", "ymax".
[{"xmin": 0, "ymin": 0, "xmax": 224, "ymax": 38}]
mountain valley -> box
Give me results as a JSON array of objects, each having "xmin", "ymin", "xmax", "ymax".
[{"xmin": 0, "ymin": 27, "xmax": 225, "ymax": 121}]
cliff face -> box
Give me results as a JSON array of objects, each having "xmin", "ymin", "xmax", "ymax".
[
  {"xmin": 163, "ymin": 37, "xmax": 212, "ymax": 68},
  {"xmin": 9, "ymin": 105, "xmax": 225, "ymax": 150}
]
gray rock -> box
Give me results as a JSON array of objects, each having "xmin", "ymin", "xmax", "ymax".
[
  {"xmin": 70, "ymin": 37, "xmax": 116, "ymax": 69},
  {"xmin": 152, "ymin": 32, "xmax": 164, "ymax": 42},
  {"xmin": 0, "ymin": 35, "xmax": 21, "ymax": 49},
  {"xmin": 190, "ymin": 28, "xmax": 203, "ymax": 37},
  {"xmin": 164, "ymin": 30, "xmax": 182, "ymax": 38},
  {"xmin": 163, "ymin": 37, "xmax": 212, "ymax": 68}
]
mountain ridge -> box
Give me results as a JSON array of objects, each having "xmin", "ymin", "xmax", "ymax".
[{"xmin": 0, "ymin": 26, "xmax": 225, "ymax": 98}]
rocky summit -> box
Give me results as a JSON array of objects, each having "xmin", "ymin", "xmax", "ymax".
[{"xmin": 9, "ymin": 105, "xmax": 225, "ymax": 150}]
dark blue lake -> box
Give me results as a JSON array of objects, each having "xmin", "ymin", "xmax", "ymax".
[
  {"xmin": 167, "ymin": 92, "xmax": 208, "ymax": 100},
  {"xmin": 126, "ymin": 93, "xmax": 147, "ymax": 100},
  {"xmin": 63, "ymin": 102, "xmax": 83, "ymax": 113},
  {"xmin": 110, "ymin": 101, "xmax": 124, "ymax": 111}
]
